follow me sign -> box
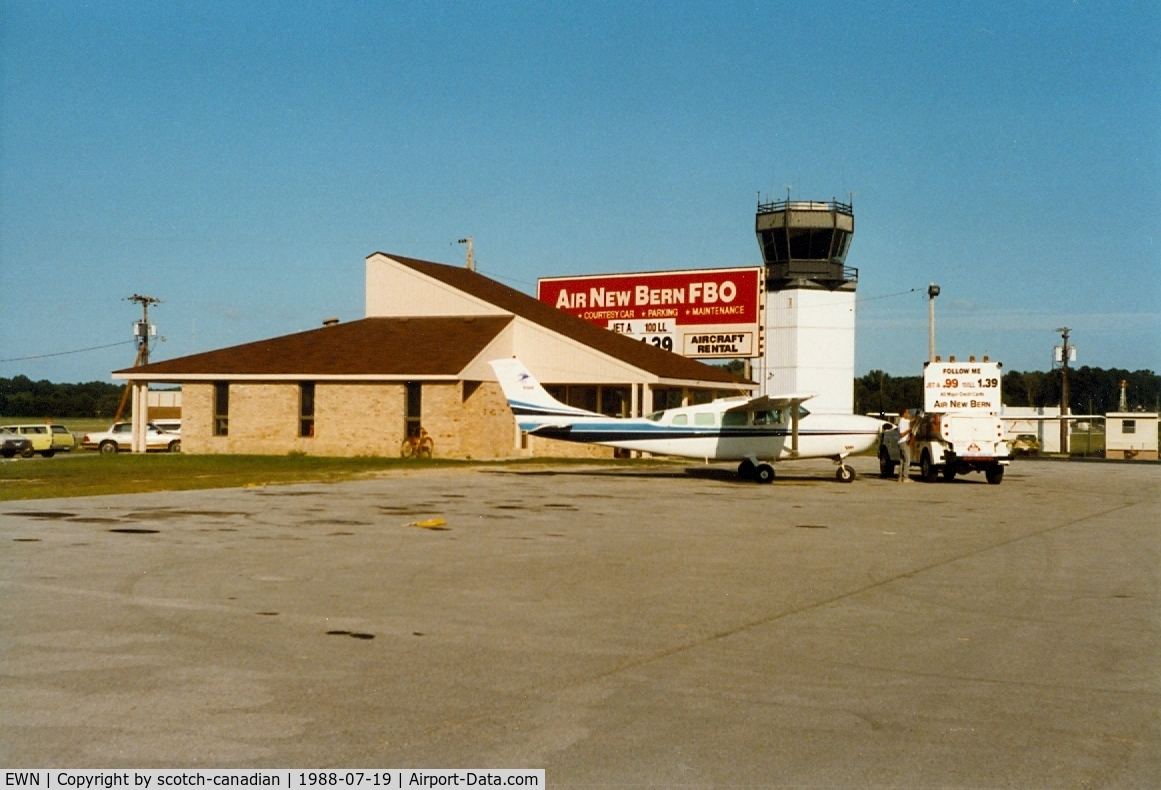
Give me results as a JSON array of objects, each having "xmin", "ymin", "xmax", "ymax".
[{"xmin": 923, "ymin": 361, "xmax": 1003, "ymax": 413}]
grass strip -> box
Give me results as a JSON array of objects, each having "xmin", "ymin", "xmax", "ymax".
[{"xmin": 0, "ymin": 453, "xmax": 676, "ymax": 501}]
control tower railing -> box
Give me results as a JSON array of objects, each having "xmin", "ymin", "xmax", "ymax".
[
  {"xmin": 756, "ymin": 199, "xmax": 853, "ymax": 216},
  {"xmin": 766, "ymin": 261, "xmax": 858, "ymax": 286}
]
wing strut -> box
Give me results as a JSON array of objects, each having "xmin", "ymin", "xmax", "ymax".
[{"xmin": 790, "ymin": 402, "xmax": 800, "ymax": 457}]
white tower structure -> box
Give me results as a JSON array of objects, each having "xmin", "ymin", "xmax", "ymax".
[{"xmin": 754, "ymin": 199, "xmax": 857, "ymax": 414}]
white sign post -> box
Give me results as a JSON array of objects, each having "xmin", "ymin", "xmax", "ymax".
[{"xmin": 924, "ymin": 361, "xmax": 1002, "ymax": 414}]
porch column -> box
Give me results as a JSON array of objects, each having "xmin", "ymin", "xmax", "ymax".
[
  {"xmin": 630, "ymin": 383, "xmax": 639, "ymax": 418},
  {"xmin": 131, "ymin": 382, "xmax": 148, "ymax": 453}
]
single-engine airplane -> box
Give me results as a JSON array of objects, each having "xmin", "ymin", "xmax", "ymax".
[{"xmin": 490, "ymin": 358, "xmax": 890, "ymax": 483}]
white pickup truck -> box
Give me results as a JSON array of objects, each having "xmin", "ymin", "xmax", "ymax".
[
  {"xmin": 880, "ymin": 412, "xmax": 1010, "ymax": 484},
  {"xmin": 880, "ymin": 358, "xmax": 1012, "ymax": 484}
]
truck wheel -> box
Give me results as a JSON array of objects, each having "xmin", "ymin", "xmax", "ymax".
[
  {"xmin": 920, "ymin": 452, "xmax": 939, "ymax": 483},
  {"xmin": 737, "ymin": 459, "xmax": 756, "ymax": 480},
  {"xmin": 99, "ymin": 441, "xmax": 118, "ymax": 455},
  {"xmin": 40, "ymin": 450, "xmax": 55, "ymax": 458},
  {"xmin": 755, "ymin": 463, "xmax": 775, "ymax": 484},
  {"xmin": 878, "ymin": 447, "xmax": 896, "ymax": 479},
  {"xmin": 1, "ymin": 450, "xmax": 14, "ymax": 458},
  {"xmin": 20, "ymin": 446, "xmax": 34, "ymax": 458},
  {"xmin": 986, "ymin": 465, "xmax": 1004, "ymax": 485},
  {"xmin": 836, "ymin": 464, "xmax": 856, "ymax": 483},
  {"xmin": 942, "ymin": 465, "xmax": 957, "ymax": 482}
]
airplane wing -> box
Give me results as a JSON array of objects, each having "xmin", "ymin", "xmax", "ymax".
[{"xmin": 722, "ymin": 392, "xmax": 817, "ymax": 413}]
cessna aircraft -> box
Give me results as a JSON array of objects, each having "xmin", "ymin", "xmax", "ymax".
[{"xmin": 490, "ymin": 358, "xmax": 890, "ymax": 483}]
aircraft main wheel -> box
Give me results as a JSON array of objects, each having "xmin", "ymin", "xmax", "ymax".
[
  {"xmin": 836, "ymin": 464, "xmax": 856, "ymax": 483},
  {"xmin": 920, "ymin": 452, "xmax": 939, "ymax": 483},
  {"xmin": 737, "ymin": 459, "xmax": 756, "ymax": 480},
  {"xmin": 755, "ymin": 463, "xmax": 775, "ymax": 484},
  {"xmin": 986, "ymin": 465, "xmax": 1005, "ymax": 485},
  {"xmin": 878, "ymin": 448, "xmax": 895, "ymax": 478}
]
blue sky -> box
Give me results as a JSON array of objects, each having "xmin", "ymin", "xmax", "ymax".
[{"xmin": 1, "ymin": 1, "xmax": 1157, "ymax": 382}]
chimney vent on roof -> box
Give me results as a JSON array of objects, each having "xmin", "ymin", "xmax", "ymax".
[{"xmin": 322, "ymin": 317, "xmax": 340, "ymax": 326}]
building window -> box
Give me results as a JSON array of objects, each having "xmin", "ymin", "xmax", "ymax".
[
  {"xmin": 299, "ymin": 382, "xmax": 315, "ymax": 437},
  {"xmin": 599, "ymin": 386, "xmax": 630, "ymax": 418},
  {"xmin": 566, "ymin": 386, "xmax": 598, "ymax": 413},
  {"xmin": 405, "ymin": 382, "xmax": 422, "ymax": 438},
  {"xmin": 213, "ymin": 382, "xmax": 229, "ymax": 436},
  {"xmin": 651, "ymin": 388, "xmax": 683, "ymax": 412},
  {"xmin": 1123, "ymin": 420, "xmax": 1136, "ymax": 434}
]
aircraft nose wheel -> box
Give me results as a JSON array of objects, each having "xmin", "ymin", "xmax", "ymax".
[
  {"xmin": 755, "ymin": 463, "xmax": 776, "ymax": 484},
  {"xmin": 835, "ymin": 464, "xmax": 856, "ymax": 483}
]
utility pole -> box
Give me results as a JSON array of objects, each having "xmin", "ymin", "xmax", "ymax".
[
  {"xmin": 1056, "ymin": 327, "xmax": 1071, "ymax": 455},
  {"xmin": 457, "ymin": 238, "xmax": 475, "ymax": 272},
  {"xmin": 128, "ymin": 294, "xmax": 160, "ymax": 365},
  {"xmin": 927, "ymin": 283, "xmax": 940, "ymax": 363}
]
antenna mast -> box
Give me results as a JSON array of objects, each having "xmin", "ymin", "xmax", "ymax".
[{"xmin": 457, "ymin": 238, "xmax": 475, "ymax": 272}]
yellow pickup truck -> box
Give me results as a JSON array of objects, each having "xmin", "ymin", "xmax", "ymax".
[{"xmin": 0, "ymin": 423, "xmax": 76, "ymax": 457}]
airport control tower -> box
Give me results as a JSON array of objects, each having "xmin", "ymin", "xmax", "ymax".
[{"xmin": 754, "ymin": 199, "xmax": 857, "ymax": 413}]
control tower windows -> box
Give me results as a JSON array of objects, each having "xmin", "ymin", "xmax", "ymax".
[{"xmin": 831, "ymin": 231, "xmax": 851, "ymax": 263}]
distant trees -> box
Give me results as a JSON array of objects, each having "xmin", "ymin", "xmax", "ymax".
[
  {"xmin": 854, "ymin": 367, "xmax": 1159, "ymax": 415},
  {"xmin": 0, "ymin": 376, "xmax": 124, "ymax": 418},
  {"xmin": 3, "ymin": 366, "xmax": 1158, "ymax": 419}
]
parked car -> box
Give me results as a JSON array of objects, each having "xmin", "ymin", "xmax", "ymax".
[
  {"xmin": 152, "ymin": 419, "xmax": 182, "ymax": 435},
  {"xmin": 1010, "ymin": 434, "xmax": 1040, "ymax": 457},
  {"xmin": 82, "ymin": 422, "xmax": 181, "ymax": 454},
  {"xmin": 0, "ymin": 423, "xmax": 75, "ymax": 457},
  {"xmin": 0, "ymin": 428, "xmax": 34, "ymax": 458}
]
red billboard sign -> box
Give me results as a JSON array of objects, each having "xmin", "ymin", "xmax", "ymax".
[{"xmin": 537, "ymin": 267, "xmax": 764, "ymax": 358}]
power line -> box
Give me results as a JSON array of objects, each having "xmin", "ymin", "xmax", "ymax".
[{"xmin": 0, "ymin": 340, "xmax": 134, "ymax": 364}]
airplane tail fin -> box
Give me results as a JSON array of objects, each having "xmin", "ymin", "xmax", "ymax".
[{"xmin": 488, "ymin": 358, "xmax": 599, "ymax": 424}]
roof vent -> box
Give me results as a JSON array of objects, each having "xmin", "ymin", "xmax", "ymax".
[{"xmin": 322, "ymin": 317, "xmax": 340, "ymax": 327}]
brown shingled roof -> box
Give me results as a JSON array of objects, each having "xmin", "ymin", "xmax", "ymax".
[
  {"xmin": 381, "ymin": 254, "xmax": 751, "ymax": 386},
  {"xmin": 117, "ymin": 316, "xmax": 513, "ymax": 377}
]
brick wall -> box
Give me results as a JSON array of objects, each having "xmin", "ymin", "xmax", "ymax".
[{"xmin": 178, "ymin": 379, "xmax": 612, "ymax": 458}]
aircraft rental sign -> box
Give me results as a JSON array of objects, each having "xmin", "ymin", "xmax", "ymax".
[
  {"xmin": 537, "ymin": 267, "xmax": 764, "ymax": 359},
  {"xmin": 923, "ymin": 360, "xmax": 1003, "ymax": 414}
]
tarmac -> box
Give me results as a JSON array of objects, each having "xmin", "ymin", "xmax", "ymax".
[{"xmin": 2, "ymin": 456, "xmax": 1158, "ymax": 787}]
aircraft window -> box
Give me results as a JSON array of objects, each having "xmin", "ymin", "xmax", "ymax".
[
  {"xmin": 647, "ymin": 411, "xmax": 664, "ymax": 422},
  {"xmin": 671, "ymin": 414, "xmax": 688, "ymax": 425},
  {"xmin": 721, "ymin": 411, "xmax": 748, "ymax": 427},
  {"xmin": 797, "ymin": 406, "xmax": 811, "ymax": 419},
  {"xmin": 752, "ymin": 410, "xmax": 782, "ymax": 425},
  {"xmin": 694, "ymin": 413, "xmax": 716, "ymax": 426}
]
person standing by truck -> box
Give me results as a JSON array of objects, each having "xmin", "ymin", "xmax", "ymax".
[{"xmin": 897, "ymin": 409, "xmax": 913, "ymax": 482}]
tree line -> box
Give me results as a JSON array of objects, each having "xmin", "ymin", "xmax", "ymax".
[
  {"xmin": 855, "ymin": 367, "xmax": 1161, "ymax": 416},
  {"xmin": 0, "ymin": 376, "xmax": 125, "ymax": 418}
]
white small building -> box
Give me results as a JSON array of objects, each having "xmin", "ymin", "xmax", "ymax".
[
  {"xmin": 1104, "ymin": 413, "xmax": 1158, "ymax": 460},
  {"xmin": 999, "ymin": 406, "xmax": 1062, "ymax": 454}
]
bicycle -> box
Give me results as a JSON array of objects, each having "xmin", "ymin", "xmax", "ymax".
[{"xmin": 400, "ymin": 427, "xmax": 434, "ymax": 458}]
